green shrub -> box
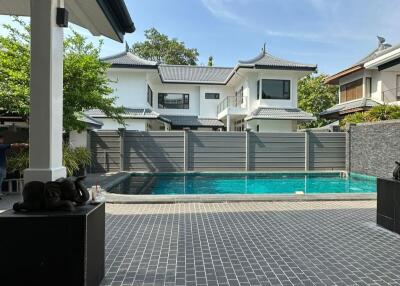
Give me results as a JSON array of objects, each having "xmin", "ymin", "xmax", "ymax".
[
  {"xmin": 366, "ymin": 104, "xmax": 400, "ymax": 121},
  {"xmin": 341, "ymin": 104, "xmax": 400, "ymax": 127},
  {"xmin": 6, "ymin": 145, "xmax": 91, "ymax": 177},
  {"xmin": 340, "ymin": 112, "xmax": 367, "ymax": 127}
]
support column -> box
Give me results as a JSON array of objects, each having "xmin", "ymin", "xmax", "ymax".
[
  {"xmin": 119, "ymin": 128, "xmax": 125, "ymax": 172},
  {"xmin": 304, "ymin": 130, "xmax": 310, "ymax": 171},
  {"xmin": 24, "ymin": 0, "xmax": 66, "ymax": 182},
  {"xmin": 226, "ymin": 115, "xmax": 231, "ymax": 132},
  {"xmin": 183, "ymin": 128, "xmax": 189, "ymax": 172},
  {"xmin": 245, "ymin": 128, "xmax": 251, "ymax": 171}
]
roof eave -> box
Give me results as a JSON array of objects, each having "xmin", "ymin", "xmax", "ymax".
[
  {"xmin": 109, "ymin": 64, "xmax": 158, "ymax": 69},
  {"xmin": 253, "ymin": 65, "xmax": 317, "ymax": 71},
  {"xmin": 245, "ymin": 116, "xmax": 316, "ymax": 121},
  {"xmin": 324, "ymin": 65, "xmax": 364, "ymax": 85},
  {"xmin": 96, "ymin": 0, "xmax": 135, "ymax": 43}
]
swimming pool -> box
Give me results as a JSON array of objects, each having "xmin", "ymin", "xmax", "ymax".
[{"xmin": 109, "ymin": 172, "xmax": 376, "ymax": 195}]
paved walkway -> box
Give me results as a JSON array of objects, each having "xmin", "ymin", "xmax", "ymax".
[
  {"xmin": 2, "ymin": 198, "xmax": 399, "ymax": 286},
  {"xmin": 103, "ymin": 201, "xmax": 400, "ymax": 286}
]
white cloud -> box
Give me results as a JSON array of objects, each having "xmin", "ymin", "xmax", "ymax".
[{"xmin": 201, "ymin": 0, "xmax": 400, "ymax": 45}]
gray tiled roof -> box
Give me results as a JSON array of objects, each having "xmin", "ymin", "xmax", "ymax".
[
  {"xmin": 77, "ymin": 113, "xmax": 104, "ymax": 129},
  {"xmin": 161, "ymin": 115, "xmax": 224, "ymax": 127},
  {"xmin": 85, "ymin": 108, "xmax": 165, "ymax": 120},
  {"xmin": 245, "ymin": 107, "xmax": 316, "ymax": 121},
  {"xmin": 353, "ymin": 43, "xmax": 400, "ymax": 66},
  {"xmin": 102, "ymin": 52, "xmax": 158, "ymax": 68},
  {"xmin": 158, "ymin": 65, "xmax": 233, "ymax": 84},
  {"xmin": 102, "ymin": 50, "xmax": 316, "ymax": 84},
  {"xmin": 238, "ymin": 51, "xmax": 317, "ymax": 71},
  {"xmin": 320, "ymin": 98, "xmax": 380, "ymax": 116}
]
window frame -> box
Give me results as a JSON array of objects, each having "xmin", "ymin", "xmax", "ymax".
[
  {"xmin": 205, "ymin": 93, "xmax": 220, "ymax": 100},
  {"xmin": 158, "ymin": 93, "xmax": 190, "ymax": 109},
  {"xmin": 261, "ymin": 79, "xmax": 291, "ymax": 100},
  {"xmin": 147, "ymin": 85, "xmax": 153, "ymax": 107}
]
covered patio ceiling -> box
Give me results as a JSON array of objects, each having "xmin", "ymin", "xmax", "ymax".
[{"xmin": 0, "ymin": 0, "xmax": 134, "ymax": 42}]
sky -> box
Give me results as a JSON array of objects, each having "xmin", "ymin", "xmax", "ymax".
[{"xmin": 0, "ymin": 0, "xmax": 399, "ymax": 74}]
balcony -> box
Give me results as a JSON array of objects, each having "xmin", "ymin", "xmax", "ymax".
[
  {"xmin": 217, "ymin": 94, "xmax": 246, "ymax": 115},
  {"xmin": 382, "ymin": 87, "xmax": 400, "ymax": 103}
]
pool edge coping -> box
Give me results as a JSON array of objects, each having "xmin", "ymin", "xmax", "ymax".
[{"xmin": 97, "ymin": 171, "xmax": 377, "ymax": 204}]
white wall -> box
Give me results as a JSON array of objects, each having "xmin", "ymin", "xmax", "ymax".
[
  {"xmin": 69, "ymin": 130, "xmax": 88, "ymax": 148},
  {"xmin": 96, "ymin": 118, "xmax": 147, "ymax": 131},
  {"xmin": 152, "ymin": 84, "xmax": 201, "ymax": 116},
  {"xmin": 255, "ymin": 71, "xmax": 301, "ymax": 109},
  {"xmin": 247, "ymin": 120, "xmax": 296, "ymax": 132},
  {"xmin": 199, "ymin": 86, "xmax": 233, "ymax": 118},
  {"xmin": 339, "ymin": 69, "xmax": 400, "ymax": 103},
  {"xmin": 108, "ymin": 69, "xmax": 149, "ymax": 108}
]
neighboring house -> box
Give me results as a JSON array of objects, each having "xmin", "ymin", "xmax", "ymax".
[
  {"xmin": 321, "ymin": 37, "xmax": 400, "ymax": 120},
  {"xmin": 0, "ymin": 112, "xmax": 102, "ymax": 148},
  {"xmin": 86, "ymin": 47, "xmax": 316, "ymax": 132}
]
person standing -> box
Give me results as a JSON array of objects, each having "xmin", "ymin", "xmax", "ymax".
[{"xmin": 0, "ymin": 135, "xmax": 28, "ymax": 198}]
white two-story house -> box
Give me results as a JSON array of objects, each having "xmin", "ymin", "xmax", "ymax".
[
  {"xmin": 86, "ymin": 47, "xmax": 316, "ymax": 132},
  {"xmin": 321, "ymin": 37, "xmax": 400, "ymax": 119}
]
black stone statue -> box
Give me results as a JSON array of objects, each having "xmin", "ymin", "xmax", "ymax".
[
  {"xmin": 393, "ymin": 162, "xmax": 400, "ymax": 181},
  {"xmin": 13, "ymin": 176, "xmax": 90, "ymax": 212}
]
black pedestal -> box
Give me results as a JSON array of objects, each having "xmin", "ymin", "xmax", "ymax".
[
  {"xmin": 0, "ymin": 203, "xmax": 105, "ymax": 286},
  {"xmin": 377, "ymin": 178, "xmax": 400, "ymax": 234}
]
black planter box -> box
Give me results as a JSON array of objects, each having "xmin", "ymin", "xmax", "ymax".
[
  {"xmin": 0, "ymin": 202, "xmax": 105, "ymax": 286},
  {"xmin": 377, "ymin": 178, "xmax": 400, "ymax": 234}
]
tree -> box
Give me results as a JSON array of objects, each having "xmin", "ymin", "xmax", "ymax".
[
  {"xmin": 0, "ymin": 17, "xmax": 124, "ymax": 132},
  {"xmin": 131, "ymin": 28, "xmax": 199, "ymax": 65},
  {"xmin": 298, "ymin": 73, "xmax": 338, "ymax": 128},
  {"xmin": 208, "ymin": 56, "xmax": 213, "ymax": 67}
]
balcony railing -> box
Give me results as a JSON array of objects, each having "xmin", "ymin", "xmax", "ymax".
[
  {"xmin": 217, "ymin": 94, "xmax": 244, "ymax": 114},
  {"xmin": 382, "ymin": 87, "xmax": 400, "ymax": 103}
]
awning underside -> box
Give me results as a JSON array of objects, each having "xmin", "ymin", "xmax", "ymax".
[{"xmin": 0, "ymin": 0, "xmax": 134, "ymax": 42}]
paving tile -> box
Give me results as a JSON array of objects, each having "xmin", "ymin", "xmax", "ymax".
[{"xmin": 101, "ymin": 201, "xmax": 400, "ymax": 286}]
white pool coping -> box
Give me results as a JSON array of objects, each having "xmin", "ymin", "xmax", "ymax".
[{"xmin": 100, "ymin": 171, "xmax": 377, "ymax": 204}]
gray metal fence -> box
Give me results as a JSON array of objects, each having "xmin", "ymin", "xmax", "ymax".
[{"xmin": 89, "ymin": 130, "xmax": 346, "ymax": 173}]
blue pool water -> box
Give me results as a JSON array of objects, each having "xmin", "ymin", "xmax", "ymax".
[{"xmin": 109, "ymin": 172, "xmax": 376, "ymax": 195}]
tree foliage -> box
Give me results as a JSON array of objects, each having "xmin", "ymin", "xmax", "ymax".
[
  {"xmin": 341, "ymin": 104, "xmax": 400, "ymax": 127},
  {"xmin": 0, "ymin": 17, "xmax": 124, "ymax": 132},
  {"xmin": 297, "ymin": 73, "xmax": 338, "ymax": 128},
  {"xmin": 131, "ymin": 28, "xmax": 199, "ymax": 65}
]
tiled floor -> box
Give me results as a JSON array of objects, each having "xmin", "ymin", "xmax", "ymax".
[{"xmin": 103, "ymin": 201, "xmax": 400, "ymax": 286}]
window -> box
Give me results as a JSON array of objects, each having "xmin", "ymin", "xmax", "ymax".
[
  {"xmin": 340, "ymin": 79, "xmax": 363, "ymax": 102},
  {"xmin": 235, "ymin": 86, "xmax": 243, "ymax": 105},
  {"xmin": 261, "ymin": 79, "xmax": 290, "ymax": 100},
  {"xmin": 257, "ymin": 80, "xmax": 260, "ymax": 100},
  {"xmin": 366, "ymin": 77, "xmax": 372, "ymax": 98},
  {"xmin": 147, "ymin": 85, "xmax": 153, "ymax": 107},
  {"xmin": 205, "ymin": 93, "xmax": 220, "ymax": 99},
  {"xmin": 158, "ymin": 93, "xmax": 189, "ymax": 109}
]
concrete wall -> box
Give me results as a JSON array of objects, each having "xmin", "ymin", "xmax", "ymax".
[
  {"xmin": 247, "ymin": 120, "xmax": 296, "ymax": 132},
  {"xmin": 348, "ymin": 120, "xmax": 400, "ymax": 178},
  {"xmin": 199, "ymin": 86, "xmax": 233, "ymax": 118},
  {"xmin": 108, "ymin": 69, "xmax": 149, "ymax": 108},
  {"xmin": 151, "ymin": 84, "xmax": 201, "ymax": 116},
  {"xmin": 69, "ymin": 131, "xmax": 87, "ymax": 148},
  {"xmin": 96, "ymin": 118, "xmax": 147, "ymax": 131},
  {"xmin": 90, "ymin": 131, "xmax": 346, "ymax": 173}
]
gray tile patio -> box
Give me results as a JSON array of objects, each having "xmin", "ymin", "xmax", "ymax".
[{"xmin": 103, "ymin": 201, "xmax": 400, "ymax": 286}]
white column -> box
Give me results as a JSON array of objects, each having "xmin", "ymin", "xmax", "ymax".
[
  {"xmin": 226, "ymin": 115, "xmax": 231, "ymax": 132},
  {"xmin": 24, "ymin": 0, "xmax": 66, "ymax": 182}
]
